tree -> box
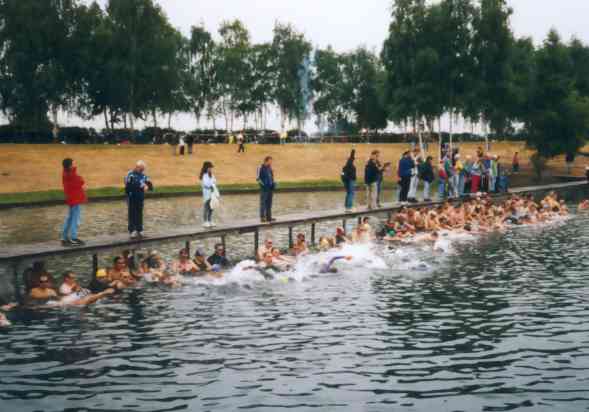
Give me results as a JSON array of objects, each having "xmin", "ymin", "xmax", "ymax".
[
  {"xmin": 342, "ymin": 48, "xmax": 388, "ymax": 131},
  {"xmin": 525, "ymin": 30, "xmax": 589, "ymax": 161},
  {"xmin": 216, "ymin": 19, "xmax": 251, "ymax": 131},
  {"xmin": 0, "ymin": 0, "xmax": 85, "ymax": 129},
  {"xmin": 272, "ymin": 22, "xmax": 312, "ymax": 133},
  {"xmin": 248, "ymin": 43, "xmax": 276, "ymax": 130},
  {"xmin": 186, "ymin": 25, "xmax": 217, "ymax": 127},
  {"xmin": 471, "ymin": 0, "xmax": 515, "ymax": 141},
  {"xmin": 312, "ymin": 46, "xmax": 346, "ymax": 133}
]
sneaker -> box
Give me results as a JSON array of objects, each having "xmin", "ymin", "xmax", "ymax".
[
  {"xmin": 203, "ymin": 222, "xmax": 212, "ymax": 228},
  {"xmin": 71, "ymin": 239, "xmax": 86, "ymax": 246},
  {"xmin": 268, "ymin": 218, "xmax": 276, "ymax": 223},
  {"xmin": 61, "ymin": 239, "xmax": 74, "ymax": 247},
  {"xmin": 345, "ymin": 208, "xmax": 354, "ymax": 213},
  {"xmin": 137, "ymin": 232, "xmax": 146, "ymax": 238},
  {"xmin": 261, "ymin": 218, "xmax": 267, "ymax": 223},
  {"xmin": 210, "ymin": 221, "xmax": 217, "ymax": 227},
  {"xmin": 130, "ymin": 231, "xmax": 139, "ymax": 239}
]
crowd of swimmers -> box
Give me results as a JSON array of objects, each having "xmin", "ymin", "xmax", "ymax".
[{"xmin": 0, "ymin": 191, "xmax": 585, "ymax": 328}]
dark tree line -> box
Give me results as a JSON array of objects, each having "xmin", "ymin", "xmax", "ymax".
[
  {"xmin": 382, "ymin": 0, "xmax": 589, "ymax": 158},
  {"xmin": 1, "ymin": 0, "xmax": 588, "ymax": 159}
]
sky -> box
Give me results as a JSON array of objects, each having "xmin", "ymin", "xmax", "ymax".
[{"xmin": 53, "ymin": 0, "xmax": 589, "ymax": 132}]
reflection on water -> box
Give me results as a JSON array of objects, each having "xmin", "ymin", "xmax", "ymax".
[{"xmin": 1, "ymin": 210, "xmax": 589, "ymax": 411}]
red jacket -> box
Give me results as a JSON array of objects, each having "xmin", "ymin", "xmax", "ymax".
[{"xmin": 62, "ymin": 167, "xmax": 87, "ymax": 206}]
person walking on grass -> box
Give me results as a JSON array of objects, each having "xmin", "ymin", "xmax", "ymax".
[
  {"xmin": 341, "ymin": 149, "xmax": 357, "ymax": 212},
  {"xmin": 237, "ymin": 131, "xmax": 246, "ymax": 153},
  {"xmin": 200, "ymin": 161, "xmax": 220, "ymax": 228},
  {"xmin": 61, "ymin": 158, "xmax": 87, "ymax": 247},
  {"xmin": 257, "ymin": 156, "xmax": 276, "ymax": 223},
  {"xmin": 365, "ymin": 151, "xmax": 380, "ymax": 210},
  {"xmin": 125, "ymin": 160, "xmax": 153, "ymax": 239}
]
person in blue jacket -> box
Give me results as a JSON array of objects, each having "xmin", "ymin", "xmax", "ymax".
[
  {"xmin": 257, "ymin": 156, "xmax": 276, "ymax": 222},
  {"xmin": 397, "ymin": 151, "xmax": 414, "ymax": 203},
  {"xmin": 125, "ymin": 160, "xmax": 153, "ymax": 239}
]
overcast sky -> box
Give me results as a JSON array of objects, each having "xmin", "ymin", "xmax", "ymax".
[{"xmin": 62, "ymin": 0, "xmax": 589, "ymax": 132}]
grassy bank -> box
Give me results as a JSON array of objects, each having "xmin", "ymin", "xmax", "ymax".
[{"xmin": 0, "ymin": 143, "xmax": 534, "ymax": 194}]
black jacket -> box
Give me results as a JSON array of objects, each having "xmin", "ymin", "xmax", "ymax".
[
  {"xmin": 420, "ymin": 161, "xmax": 435, "ymax": 183},
  {"xmin": 341, "ymin": 156, "xmax": 357, "ymax": 182},
  {"xmin": 365, "ymin": 160, "xmax": 380, "ymax": 185}
]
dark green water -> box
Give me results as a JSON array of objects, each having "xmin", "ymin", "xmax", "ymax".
[{"xmin": 1, "ymin": 207, "xmax": 589, "ymax": 411}]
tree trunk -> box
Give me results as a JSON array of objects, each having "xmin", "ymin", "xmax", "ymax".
[
  {"xmin": 438, "ymin": 117, "xmax": 443, "ymax": 161},
  {"xmin": 152, "ymin": 108, "xmax": 158, "ymax": 128},
  {"xmin": 485, "ymin": 122, "xmax": 490, "ymax": 152},
  {"xmin": 110, "ymin": 108, "xmax": 115, "ymax": 130},
  {"xmin": 104, "ymin": 109, "xmax": 109, "ymax": 131},
  {"xmin": 168, "ymin": 112, "xmax": 172, "ymax": 129},
  {"xmin": 449, "ymin": 111, "xmax": 454, "ymax": 154}
]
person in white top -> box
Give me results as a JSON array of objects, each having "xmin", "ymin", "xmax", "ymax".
[{"xmin": 200, "ymin": 161, "xmax": 220, "ymax": 228}]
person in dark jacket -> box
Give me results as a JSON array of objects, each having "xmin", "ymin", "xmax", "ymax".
[
  {"xmin": 397, "ymin": 151, "xmax": 414, "ymax": 203},
  {"xmin": 364, "ymin": 151, "xmax": 380, "ymax": 210},
  {"xmin": 61, "ymin": 158, "xmax": 87, "ymax": 246},
  {"xmin": 257, "ymin": 156, "xmax": 276, "ymax": 222},
  {"xmin": 125, "ymin": 160, "xmax": 153, "ymax": 239},
  {"xmin": 207, "ymin": 243, "xmax": 230, "ymax": 268},
  {"xmin": 341, "ymin": 149, "xmax": 357, "ymax": 212},
  {"xmin": 420, "ymin": 156, "xmax": 435, "ymax": 201}
]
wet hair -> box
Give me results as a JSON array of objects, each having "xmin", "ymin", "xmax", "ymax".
[
  {"xmin": 62, "ymin": 158, "xmax": 73, "ymax": 171},
  {"xmin": 199, "ymin": 161, "xmax": 213, "ymax": 180},
  {"xmin": 362, "ymin": 217, "xmax": 370, "ymax": 224},
  {"xmin": 63, "ymin": 271, "xmax": 75, "ymax": 280},
  {"xmin": 113, "ymin": 256, "xmax": 125, "ymax": 264}
]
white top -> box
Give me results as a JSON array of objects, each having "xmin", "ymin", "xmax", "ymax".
[{"xmin": 202, "ymin": 174, "xmax": 218, "ymax": 201}]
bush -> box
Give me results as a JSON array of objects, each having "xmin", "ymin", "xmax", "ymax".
[
  {"xmin": 0, "ymin": 124, "xmax": 53, "ymax": 143},
  {"xmin": 530, "ymin": 153, "xmax": 548, "ymax": 181}
]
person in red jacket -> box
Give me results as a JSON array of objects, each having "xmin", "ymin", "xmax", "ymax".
[{"xmin": 61, "ymin": 158, "xmax": 87, "ymax": 246}]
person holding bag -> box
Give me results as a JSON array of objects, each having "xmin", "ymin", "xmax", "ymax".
[{"xmin": 200, "ymin": 161, "xmax": 220, "ymax": 228}]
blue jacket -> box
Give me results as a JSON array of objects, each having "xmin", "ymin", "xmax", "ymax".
[
  {"xmin": 125, "ymin": 170, "xmax": 151, "ymax": 198},
  {"xmin": 398, "ymin": 157, "xmax": 414, "ymax": 178},
  {"xmin": 257, "ymin": 164, "xmax": 275, "ymax": 190}
]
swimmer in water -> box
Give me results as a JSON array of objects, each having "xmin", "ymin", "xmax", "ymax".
[
  {"xmin": 319, "ymin": 256, "xmax": 353, "ymax": 274},
  {"xmin": 579, "ymin": 200, "xmax": 589, "ymax": 211}
]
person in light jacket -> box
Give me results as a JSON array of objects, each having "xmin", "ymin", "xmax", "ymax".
[{"xmin": 200, "ymin": 161, "xmax": 219, "ymax": 228}]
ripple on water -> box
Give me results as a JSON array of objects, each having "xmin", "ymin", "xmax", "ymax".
[{"xmin": 1, "ymin": 213, "xmax": 589, "ymax": 411}]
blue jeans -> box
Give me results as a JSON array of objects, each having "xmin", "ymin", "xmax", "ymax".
[
  {"xmin": 203, "ymin": 199, "xmax": 213, "ymax": 222},
  {"xmin": 438, "ymin": 178, "xmax": 446, "ymax": 199},
  {"xmin": 62, "ymin": 204, "xmax": 81, "ymax": 240},
  {"xmin": 344, "ymin": 180, "xmax": 355, "ymax": 209},
  {"xmin": 260, "ymin": 189, "xmax": 274, "ymax": 220}
]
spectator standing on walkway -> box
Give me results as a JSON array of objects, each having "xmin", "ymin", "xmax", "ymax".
[
  {"xmin": 420, "ymin": 156, "xmax": 435, "ymax": 202},
  {"xmin": 200, "ymin": 161, "xmax": 219, "ymax": 228},
  {"xmin": 125, "ymin": 161, "xmax": 153, "ymax": 239},
  {"xmin": 398, "ymin": 151, "xmax": 414, "ymax": 204},
  {"xmin": 407, "ymin": 148, "xmax": 421, "ymax": 203},
  {"xmin": 257, "ymin": 156, "xmax": 276, "ymax": 222},
  {"xmin": 364, "ymin": 151, "xmax": 380, "ymax": 209},
  {"xmin": 61, "ymin": 158, "xmax": 87, "ymax": 246},
  {"xmin": 341, "ymin": 149, "xmax": 357, "ymax": 212}
]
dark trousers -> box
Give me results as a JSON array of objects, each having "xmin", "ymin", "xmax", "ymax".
[
  {"xmin": 179, "ymin": 145, "xmax": 185, "ymax": 155},
  {"xmin": 260, "ymin": 189, "xmax": 274, "ymax": 220},
  {"xmin": 128, "ymin": 195, "xmax": 144, "ymax": 233},
  {"xmin": 399, "ymin": 176, "xmax": 411, "ymax": 202},
  {"xmin": 238, "ymin": 143, "xmax": 245, "ymax": 153}
]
